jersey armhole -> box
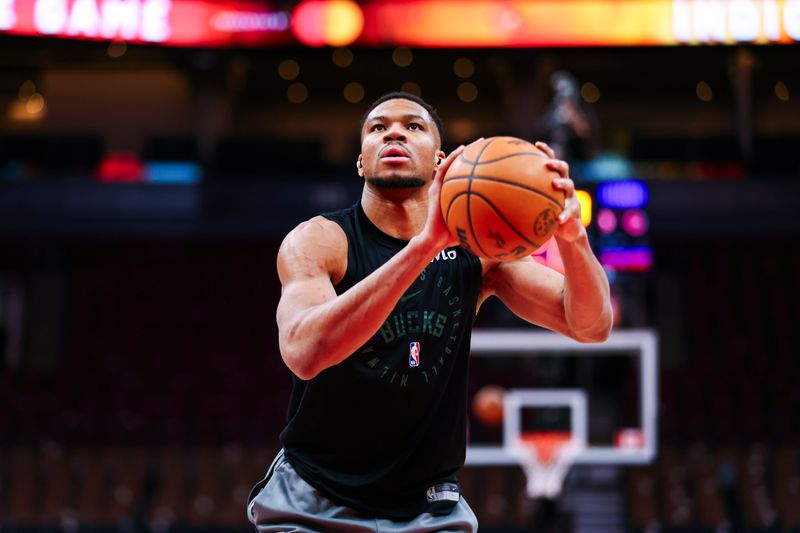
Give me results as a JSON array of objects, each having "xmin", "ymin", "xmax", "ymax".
[
  {"xmin": 467, "ymin": 249, "xmax": 484, "ymax": 294},
  {"xmin": 320, "ymin": 214, "xmax": 353, "ymax": 289},
  {"xmin": 465, "ymin": 249, "xmax": 484, "ymax": 320}
]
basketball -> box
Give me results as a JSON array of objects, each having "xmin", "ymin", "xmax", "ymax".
[
  {"xmin": 440, "ymin": 137, "xmax": 566, "ymax": 261},
  {"xmin": 472, "ymin": 385, "xmax": 506, "ymax": 427}
]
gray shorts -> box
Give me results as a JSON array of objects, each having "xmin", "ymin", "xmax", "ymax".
[{"xmin": 247, "ymin": 450, "xmax": 478, "ymax": 533}]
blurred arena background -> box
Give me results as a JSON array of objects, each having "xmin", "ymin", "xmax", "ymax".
[{"xmin": 1, "ymin": 0, "xmax": 799, "ymax": 531}]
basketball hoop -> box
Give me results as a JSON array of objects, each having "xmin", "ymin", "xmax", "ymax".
[
  {"xmin": 502, "ymin": 389, "xmax": 588, "ymax": 499},
  {"xmin": 510, "ymin": 431, "xmax": 582, "ymax": 499}
]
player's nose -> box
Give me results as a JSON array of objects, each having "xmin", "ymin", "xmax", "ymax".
[{"xmin": 383, "ymin": 122, "xmax": 406, "ymax": 143}]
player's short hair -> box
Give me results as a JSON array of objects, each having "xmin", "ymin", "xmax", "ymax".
[{"xmin": 360, "ymin": 91, "xmax": 444, "ymax": 147}]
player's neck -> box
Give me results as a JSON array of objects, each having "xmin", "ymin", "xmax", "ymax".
[{"xmin": 361, "ymin": 185, "xmax": 428, "ymax": 241}]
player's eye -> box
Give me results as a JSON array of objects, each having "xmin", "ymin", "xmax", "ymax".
[
  {"xmin": 370, "ymin": 124, "xmax": 385, "ymax": 132},
  {"xmin": 408, "ymin": 123, "xmax": 422, "ymax": 131}
]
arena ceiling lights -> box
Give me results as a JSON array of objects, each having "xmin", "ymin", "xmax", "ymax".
[{"xmin": 0, "ymin": 0, "xmax": 798, "ymax": 48}]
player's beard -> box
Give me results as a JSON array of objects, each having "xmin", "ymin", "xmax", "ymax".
[{"xmin": 366, "ymin": 176, "xmax": 425, "ymax": 189}]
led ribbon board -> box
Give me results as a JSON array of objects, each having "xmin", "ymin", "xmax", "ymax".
[
  {"xmin": 359, "ymin": 0, "xmax": 800, "ymax": 47},
  {"xmin": 1, "ymin": 0, "xmax": 797, "ymax": 47},
  {"xmin": 0, "ymin": 0, "xmax": 291, "ymax": 46}
]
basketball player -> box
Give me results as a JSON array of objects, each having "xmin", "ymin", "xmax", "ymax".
[{"xmin": 248, "ymin": 92, "xmax": 612, "ymax": 532}]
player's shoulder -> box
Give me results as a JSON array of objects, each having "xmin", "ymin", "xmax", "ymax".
[
  {"xmin": 281, "ymin": 215, "xmax": 347, "ymax": 255},
  {"xmin": 278, "ymin": 215, "xmax": 348, "ymax": 280}
]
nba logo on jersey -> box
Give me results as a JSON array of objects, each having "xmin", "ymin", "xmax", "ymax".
[{"xmin": 409, "ymin": 342, "xmax": 420, "ymax": 367}]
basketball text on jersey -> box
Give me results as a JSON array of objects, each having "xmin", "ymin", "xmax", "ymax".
[
  {"xmin": 355, "ymin": 264, "xmax": 469, "ymax": 389},
  {"xmin": 409, "ymin": 341, "xmax": 420, "ymax": 367},
  {"xmin": 431, "ymin": 249, "xmax": 458, "ymax": 262},
  {"xmin": 379, "ymin": 310, "xmax": 450, "ymax": 343}
]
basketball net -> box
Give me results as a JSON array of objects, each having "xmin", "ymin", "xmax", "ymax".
[{"xmin": 510, "ymin": 431, "xmax": 581, "ymax": 499}]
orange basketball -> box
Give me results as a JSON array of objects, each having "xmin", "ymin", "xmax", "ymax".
[
  {"xmin": 440, "ymin": 137, "xmax": 565, "ymax": 261},
  {"xmin": 473, "ymin": 385, "xmax": 505, "ymax": 427}
]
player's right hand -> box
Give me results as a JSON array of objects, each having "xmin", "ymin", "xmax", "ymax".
[{"xmin": 421, "ymin": 143, "xmax": 467, "ymax": 251}]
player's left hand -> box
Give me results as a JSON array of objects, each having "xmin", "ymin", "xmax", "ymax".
[{"xmin": 535, "ymin": 141, "xmax": 584, "ymax": 243}]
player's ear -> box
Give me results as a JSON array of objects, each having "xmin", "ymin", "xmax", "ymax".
[{"xmin": 357, "ymin": 155, "xmax": 364, "ymax": 177}]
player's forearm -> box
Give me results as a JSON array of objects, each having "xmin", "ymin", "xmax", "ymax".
[
  {"xmin": 280, "ymin": 234, "xmax": 441, "ymax": 379},
  {"xmin": 557, "ymin": 233, "xmax": 613, "ymax": 342}
]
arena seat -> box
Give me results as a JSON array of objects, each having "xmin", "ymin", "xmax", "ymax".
[
  {"xmin": 7, "ymin": 448, "xmax": 39, "ymax": 525},
  {"xmin": 738, "ymin": 444, "xmax": 779, "ymax": 530},
  {"xmin": 627, "ymin": 465, "xmax": 659, "ymax": 529},
  {"xmin": 773, "ymin": 447, "xmax": 800, "ymax": 529}
]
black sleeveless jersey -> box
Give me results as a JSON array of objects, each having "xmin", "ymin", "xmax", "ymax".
[{"xmin": 279, "ymin": 201, "xmax": 483, "ymax": 520}]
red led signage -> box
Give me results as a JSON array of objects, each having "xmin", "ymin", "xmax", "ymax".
[{"xmin": 0, "ymin": 0, "xmax": 291, "ymax": 46}]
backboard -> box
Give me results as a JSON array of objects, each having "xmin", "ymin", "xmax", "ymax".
[{"xmin": 466, "ymin": 329, "xmax": 658, "ymax": 466}]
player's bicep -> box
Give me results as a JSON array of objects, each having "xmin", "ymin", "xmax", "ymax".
[
  {"xmin": 275, "ymin": 218, "xmax": 346, "ymax": 330},
  {"xmin": 278, "ymin": 275, "xmax": 337, "ymax": 319},
  {"xmin": 482, "ymin": 257, "xmax": 572, "ymax": 336}
]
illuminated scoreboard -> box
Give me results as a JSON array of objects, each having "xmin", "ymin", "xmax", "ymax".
[{"xmin": 595, "ymin": 180, "xmax": 652, "ymax": 273}]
